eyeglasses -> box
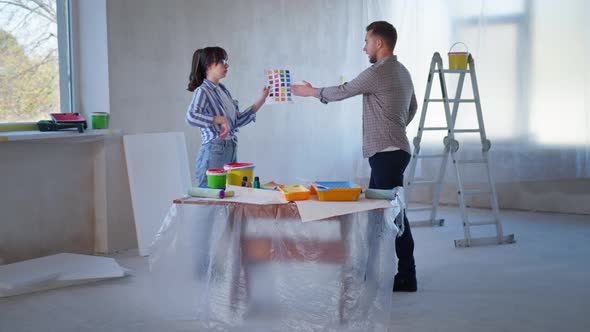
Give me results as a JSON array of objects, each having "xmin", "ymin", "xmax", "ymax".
[{"xmin": 221, "ymin": 59, "xmax": 229, "ymax": 66}]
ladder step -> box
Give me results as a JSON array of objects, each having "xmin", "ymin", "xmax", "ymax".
[
  {"xmin": 409, "ymin": 180, "xmax": 438, "ymax": 186},
  {"xmin": 410, "ymin": 219, "xmax": 445, "ymax": 227},
  {"xmin": 435, "ymin": 69, "xmax": 470, "ymax": 74},
  {"xmin": 421, "ymin": 127, "xmax": 448, "ymax": 131},
  {"xmin": 453, "ymin": 129, "xmax": 481, "ymax": 133},
  {"xmin": 407, "ymin": 206, "xmax": 434, "ymax": 212},
  {"xmin": 428, "ymin": 99, "xmax": 476, "ymax": 103},
  {"xmin": 454, "ymin": 234, "xmax": 516, "ymax": 248},
  {"xmin": 456, "ymin": 159, "xmax": 487, "ymax": 164},
  {"xmin": 461, "ymin": 189, "xmax": 492, "ymax": 196},
  {"xmin": 466, "ymin": 219, "xmax": 497, "ymax": 226},
  {"xmin": 415, "ymin": 154, "xmax": 445, "ymax": 159}
]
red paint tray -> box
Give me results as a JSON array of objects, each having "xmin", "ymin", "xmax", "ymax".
[{"xmin": 50, "ymin": 113, "xmax": 86, "ymax": 123}]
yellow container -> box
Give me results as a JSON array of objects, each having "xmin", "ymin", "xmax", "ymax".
[
  {"xmin": 224, "ymin": 163, "xmax": 255, "ymax": 186},
  {"xmin": 311, "ymin": 182, "xmax": 362, "ymax": 201},
  {"xmin": 448, "ymin": 42, "xmax": 469, "ymax": 70},
  {"xmin": 278, "ymin": 185, "xmax": 310, "ymax": 201}
]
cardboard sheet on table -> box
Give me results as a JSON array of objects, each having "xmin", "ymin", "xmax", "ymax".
[
  {"xmin": 184, "ymin": 185, "xmax": 288, "ymax": 205},
  {"xmin": 295, "ymin": 194, "xmax": 391, "ymax": 222}
]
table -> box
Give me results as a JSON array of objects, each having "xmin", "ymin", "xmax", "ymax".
[{"xmin": 150, "ymin": 197, "xmax": 396, "ymax": 331}]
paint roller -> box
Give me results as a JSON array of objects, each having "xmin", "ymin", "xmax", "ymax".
[
  {"xmin": 365, "ymin": 187, "xmax": 406, "ymax": 237},
  {"xmin": 187, "ymin": 187, "xmax": 235, "ymax": 199},
  {"xmin": 365, "ymin": 188, "xmax": 397, "ymax": 200}
]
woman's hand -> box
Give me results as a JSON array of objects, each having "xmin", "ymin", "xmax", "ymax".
[
  {"xmin": 213, "ymin": 115, "xmax": 229, "ymax": 139},
  {"xmin": 253, "ymin": 86, "xmax": 270, "ymax": 112}
]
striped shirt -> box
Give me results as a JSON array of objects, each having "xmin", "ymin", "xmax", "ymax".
[
  {"xmin": 317, "ymin": 55, "xmax": 418, "ymax": 157},
  {"xmin": 186, "ymin": 79, "xmax": 256, "ymax": 144}
]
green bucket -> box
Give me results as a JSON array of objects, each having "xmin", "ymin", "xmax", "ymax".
[
  {"xmin": 206, "ymin": 169, "xmax": 227, "ymax": 189},
  {"xmin": 91, "ymin": 112, "xmax": 109, "ymax": 129}
]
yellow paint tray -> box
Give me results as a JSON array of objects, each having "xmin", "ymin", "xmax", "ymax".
[
  {"xmin": 278, "ymin": 185, "xmax": 310, "ymax": 201},
  {"xmin": 310, "ymin": 181, "xmax": 361, "ymax": 201}
]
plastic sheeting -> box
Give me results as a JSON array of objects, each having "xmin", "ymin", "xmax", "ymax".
[{"xmin": 150, "ymin": 200, "xmax": 397, "ymax": 331}]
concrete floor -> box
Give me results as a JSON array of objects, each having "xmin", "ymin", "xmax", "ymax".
[{"xmin": 1, "ymin": 207, "xmax": 589, "ymax": 332}]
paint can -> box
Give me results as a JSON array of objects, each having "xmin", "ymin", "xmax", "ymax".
[
  {"xmin": 91, "ymin": 112, "xmax": 110, "ymax": 129},
  {"xmin": 206, "ymin": 169, "xmax": 227, "ymax": 189},
  {"xmin": 224, "ymin": 163, "xmax": 255, "ymax": 186},
  {"xmin": 448, "ymin": 42, "xmax": 469, "ymax": 70}
]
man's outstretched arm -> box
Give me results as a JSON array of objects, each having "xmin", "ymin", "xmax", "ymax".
[{"xmin": 292, "ymin": 67, "xmax": 378, "ymax": 103}]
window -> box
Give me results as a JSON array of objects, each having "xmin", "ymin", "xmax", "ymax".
[
  {"xmin": 450, "ymin": 0, "xmax": 530, "ymax": 142},
  {"xmin": 449, "ymin": 0, "xmax": 588, "ymax": 146},
  {"xmin": 0, "ymin": 0, "xmax": 71, "ymax": 124}
]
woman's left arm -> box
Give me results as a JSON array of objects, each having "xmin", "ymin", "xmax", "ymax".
[
  {"xmin": 236, "ymin": 86, "xmax": 269, "ymax": 128},
  {"xmin": 252, "ymin": 86, "xmax": 269, "ymax": 112}
]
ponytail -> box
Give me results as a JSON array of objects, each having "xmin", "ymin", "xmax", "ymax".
[
  {"xmin": 187, "ymin": 49, "xmax": 205, "ymax": 92},
  {"xmin": 186, "ymin": 47, "xmax": 228, "ymax": 92}
]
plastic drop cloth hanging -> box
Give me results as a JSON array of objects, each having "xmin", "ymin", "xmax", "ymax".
[
  {"xmin": 365, "ymin": 187, "xmax": 407, "ymax": 238},
  {"xmin": 148, "ymin": 196, "xmax": 404, "ymax": 332}
]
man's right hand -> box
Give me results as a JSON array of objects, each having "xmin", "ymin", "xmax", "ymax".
[
  {"xmin": 213, "ymin": 115, "xmax": 229, "ymax": 139},
  {"xmin": 291, "ymin": 80, "xmax": 317, "ymax": 97}
]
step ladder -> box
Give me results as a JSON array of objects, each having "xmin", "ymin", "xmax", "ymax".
[{"xmin": 405, "ymin": 52, "xmax": 515, "ymax": 247}]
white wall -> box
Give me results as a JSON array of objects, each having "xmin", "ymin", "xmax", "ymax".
[
  {"xmin": 74, "ymin": 0, "xmax": 136, "ymax": 254},
  {"xmin": 0, "ymin": 141, "xmax": 96, "ymax": 263},
  {"xmin": 105, "ymin": 0, "xmax": 590, "ymax": 213},
  {"xmin": 74, "ymin": 0, "xmax": 110, "ymax": 120},
  {"xmin": 105, "ymin": 0, "xmax": 378, "ymax": 185}
]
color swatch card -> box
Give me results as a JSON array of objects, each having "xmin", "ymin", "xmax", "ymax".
[{"xmin": 265, "ymin": 69, "xmax": 293, "ymax": 104}]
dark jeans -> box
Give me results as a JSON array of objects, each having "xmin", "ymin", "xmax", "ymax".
[{"xmin": 369, "ymin": 150, "xmax": 416, "ymax": 277}]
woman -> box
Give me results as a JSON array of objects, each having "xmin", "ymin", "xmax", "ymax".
[{"xmin": 186, "ymin": 47, "xmax": 269, "ymax": 187}]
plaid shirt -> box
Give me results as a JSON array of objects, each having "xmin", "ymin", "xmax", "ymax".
[
  {"xmin": 318, "ymin": 55, "xmax": 417, "ymax": 157},
  {"xmin": 186, "ymin": 79, "xmax": 256, "ymax": 144}
]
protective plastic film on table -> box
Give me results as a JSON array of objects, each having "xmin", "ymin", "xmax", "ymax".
[{"xmin": 149, "ymin": 202, "xmax": 397, "ymax": 332}]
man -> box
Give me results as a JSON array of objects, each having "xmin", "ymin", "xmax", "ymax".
[{"xmin": 291, "ymin": 21, "xmax": 418, "ymax": 292}]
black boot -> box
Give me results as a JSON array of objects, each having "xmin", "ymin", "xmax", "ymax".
[{"xmin": 392, "ymin": 273, "xmax": 417, "ymax": 292}]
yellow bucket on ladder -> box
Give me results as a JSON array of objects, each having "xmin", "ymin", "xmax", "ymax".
[{"xmin": 448, "ymin": 42, "xmax": 469, "ymax": 70}]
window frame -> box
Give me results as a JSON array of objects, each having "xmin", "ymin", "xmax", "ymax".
[{"xmin": 0, "ymin": 0, "xmax": 74, "ymax": 131}]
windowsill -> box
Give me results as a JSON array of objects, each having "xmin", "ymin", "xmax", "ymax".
[{"xmin": 0, "ymin": 129, "xmax": 121, "ymax": 143}]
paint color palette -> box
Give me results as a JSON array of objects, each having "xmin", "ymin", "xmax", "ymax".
[{"xmin": 265, "ymin": 69, "xmax": 293, "ymax": 104}]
